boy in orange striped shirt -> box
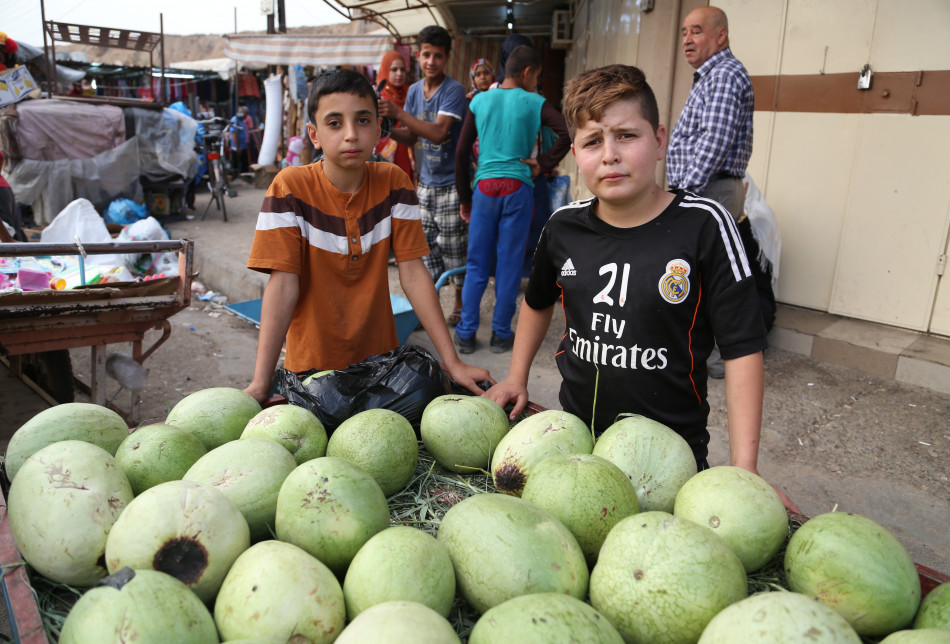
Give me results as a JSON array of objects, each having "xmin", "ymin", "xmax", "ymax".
[{"xmin": 243, "ymin": 70, "xmax": 492, "ymax": 402}]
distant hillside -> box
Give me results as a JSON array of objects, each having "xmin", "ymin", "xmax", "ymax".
[{"xmin": 56, "ymin": 22, "xmax": 367, "ymax": 67}]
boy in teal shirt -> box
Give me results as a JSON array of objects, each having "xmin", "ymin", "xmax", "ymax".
[{"xmin": 453, "ymin": 45, "xmax": 570, "ymax": 353}]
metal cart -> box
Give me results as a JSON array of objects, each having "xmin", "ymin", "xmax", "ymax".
[{"xmin": 0, "ymin": 240, "xmax": 194, "ymax": 424}]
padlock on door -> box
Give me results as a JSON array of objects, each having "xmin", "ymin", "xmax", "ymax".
[{"xmin": 857, "ymin": 64, "xmax": 873, "ymax": 90}]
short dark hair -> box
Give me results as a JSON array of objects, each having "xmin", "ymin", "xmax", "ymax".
[
  {"xmin": 504, "ymin": 45, "xmax": 541, "ymax": 79},
  {"xmin": 562, "ymin": 64, "xmax": 660, "ymax": 139},
  {"xmin": 418, "ymin": 25, "xmax": 452, "ymax": 54},
  {"xmin": 307, "ymin": 69, "xmax": 378, "ymax": 124}
]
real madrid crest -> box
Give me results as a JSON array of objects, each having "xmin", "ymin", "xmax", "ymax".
[{"xmin": 658, "ymin": 259, "xmax": 691, "ymax": 304}]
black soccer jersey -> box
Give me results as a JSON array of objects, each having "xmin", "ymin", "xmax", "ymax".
[{"xmin": 525, "ymin": 190, "xmax": 767, "ymax": 462}]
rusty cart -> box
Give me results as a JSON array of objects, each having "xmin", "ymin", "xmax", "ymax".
[{"xmin": 0, "ymin": 240, "xmax": 194, "ymax": 424}]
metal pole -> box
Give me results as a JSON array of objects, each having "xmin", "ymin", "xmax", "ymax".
[
  {"xmin": 160, "ymin": 13, "xmax": 166, "ymax": 105},
  {"xmin": 232, "ymin": 7, "xmax": 238, "ymax": 116},
  {"xmin": 40, "ymin": 0, "xmax": 52, "ymax": 96},
  {"xmin": 278, "ymin": 0, "xmax": 286, "ymax": 33}
]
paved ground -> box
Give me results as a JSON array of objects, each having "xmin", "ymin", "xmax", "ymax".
[{"xmin": 1, "ymin": 180, "xmax": 947, "ymax": 638}]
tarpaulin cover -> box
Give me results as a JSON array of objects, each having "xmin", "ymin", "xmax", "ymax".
[
  {"xmin": 16, "ymin": 99, "xmax": 125, "ymax": 161},
  {"xmin": 6, "ymin": 138, "xmax": 141, "ymax": 225},
  {"xmin": 16, "ymin": 41, "xmax": 86, "ymax": 84},
  {"xmin": 6, "ymin": 101, "xmax": 198, "ymax": 223},
  {"xmin": 128, "ymin": 106, "xmax": 198, "ymax": 182}
]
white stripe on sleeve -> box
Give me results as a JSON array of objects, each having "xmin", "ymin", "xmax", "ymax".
[
  {"xmin": 392, "ymin": 202, "xmax": 421, "ymax": 221},
  {"xmin": 681, "ymin": 196, "xmax": 751, "ymax": 282}
]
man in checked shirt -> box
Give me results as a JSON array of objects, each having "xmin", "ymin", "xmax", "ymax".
[{"xmin": 668, "ymin": 6, "xmax": 773, "ymax": 377}]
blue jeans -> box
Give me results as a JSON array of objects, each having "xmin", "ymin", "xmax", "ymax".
[{"xmin": 457, "ymin": 181, "xmax": 534, "ymax": 340}]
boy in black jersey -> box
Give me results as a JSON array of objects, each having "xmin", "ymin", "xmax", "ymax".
[{"xmin": 485, "ymin": 64, "xmax": 797, "ymax": 511}]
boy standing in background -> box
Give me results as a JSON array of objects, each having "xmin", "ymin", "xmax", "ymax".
[
  {"xmin": 453, "ymin": 46, "xmax": 570, "ymax": 354},
  {"xmin": 379, "ymin": 25, "xmax": 469, "ymax": 326}
]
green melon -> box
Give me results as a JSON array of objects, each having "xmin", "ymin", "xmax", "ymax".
[
  {"xmin": 590, "ymin": 511, "xmax": 747, "ymax": 644},
  {"xmin": 437, "ymin": 493, "xmax": 588, "ymax": 614},
  {"xmin": 105, "ymin": 479, "xmax": 250, "ymax": 603},
  {"xmin": 5, "ymin": 402, "xmax": 129, "ymax": 481},
  {"xmin": 114, "ymin": 423, "xmax": 208, "ymax": 495},
  {"xmin": 698, "ymin": 591, "xmax": 862, "ymax": 643},
  {"xmin": 421, "ymin": 395, "xmax": 509, "ymax": 473},
  {"xmin": 275, "ymin": 456, "xmax": 390, "ymax": 577},
  {"xmin": 469, "ymin": 593, "xmax": 624, "ymax": 644},
  {"xmin": 591, "ymin": 414, "xmax": 697, "ymax": 513},
  {"xmin": 915, "ymin": 583, "xmax": 950, "ymax": 629},
  {"xmin": 240, "ymin": 404, "xmax": 328, "ymax": 464},
  {"xmin": 490, "ymin": 409, "xmax": 592, "ymax": 496},
  {"xmin": 673, "ymin": 465, "xmax": 788, "ymax": 572},
  {"xmin": 214, "ymin": 540, "xmax": 345, "ymax": 644},
  {"xmin": 520, "ymin": 453, "xmax": 639, "ymax": 566},
  {"xmin": 165, "ymin": 387, "xmax": 262, "ymax": 449},
  {"xmin": 326, "ymin": 408, "xmax": 419, "ymax": 497},
  {"xmin": 7, "ymin": 440, "xmax": 133, "ymax": 587},
  {"xmin": 343, "ymin": 526, "xmax": 455, "ymax": 619},
  {"xmin": 59, "ymin": 568, "xmax": 218, "ymax": 644},
  {"xmin": 879, "ymin": 630, "xmax": 950, "ymax": 644},
  {"xmin": 785, "ymin": 511, "xmax": 921, "ymax": 637},
  {"xmin": 183, "ymin": 437, "xmax": 297, "ymax": 541},
  {"xmin": 335, "ymin": 601, "xmax": 460, "ymax": 644}
]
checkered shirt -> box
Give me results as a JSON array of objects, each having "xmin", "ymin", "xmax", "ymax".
[{"xmin": 667, "ymin": 48, "xmax": 754, "ymax": 193}]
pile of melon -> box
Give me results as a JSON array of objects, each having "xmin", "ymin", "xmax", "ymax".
[{"xmin": 2, "ymin": 390, "xmax": 947, "ymax": 643}]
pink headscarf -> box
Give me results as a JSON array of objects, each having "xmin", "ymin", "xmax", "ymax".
[{"xmin": 470, "ymin": 58, "xmax": 494, "ymax": 81}]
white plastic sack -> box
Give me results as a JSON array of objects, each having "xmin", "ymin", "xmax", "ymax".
[
  {"xmin": 40, "ymin": 198, "xmax": 109, "ymax": 244},
  {"xmin": 743, "ymin": 173, "xmax": 781, "ymax": 288},
  {"xmin": 258, "ymin": 75, "xmax": 284, "ymax": 166},
  {"xmin": 40, "ymin": 198, "xmax": 126, "ymax": 267},
  {"xmin": 115, "ymin": 216, "xmax": 170, "ymax": 275}
]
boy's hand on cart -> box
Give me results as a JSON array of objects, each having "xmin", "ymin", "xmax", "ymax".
[
  {"xmin": 243, "ymin": 382, "xmax": 270, "ymax": 404},
  {"xmin": 737, "ymin": 464, "xmax": 803, "ymax": 515},
  {"xmin": 773, "ymin": 485, "xmax": 802, "ymax": 515},
  {"xmin": 485, "ymin": 380, "xmax": 529, "ymax": 421},
  {"xmin": 446, "ymin": 360, "xmax": 495, "ymax": 396}
]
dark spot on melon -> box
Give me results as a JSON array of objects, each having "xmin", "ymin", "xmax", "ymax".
[
  {"xmin": 153, "ymin": 536, "xmax": 209, "ymax": 584},
  {"xmin": 633, "ymin": 569, "xmax": 644, "ymax": 580},
  {"xmin": 493, "ymin": 461, "xmax": 527, "ymax": 495}
]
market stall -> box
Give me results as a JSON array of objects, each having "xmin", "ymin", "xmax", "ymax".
[{"xmin": 0, "ymin": 239, "xmax": 194, "ymax": 423}]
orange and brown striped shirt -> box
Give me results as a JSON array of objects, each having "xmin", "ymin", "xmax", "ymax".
[{"xmin": 247, "ymin": 161, "xmax": 428, "ymax": 372}]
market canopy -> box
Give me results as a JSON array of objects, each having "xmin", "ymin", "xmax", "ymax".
[
  {"xmin": 168, "ymin": 57, "xmax": 247, "ymax": 81},
  {"xmin": 223, "ymin": 34, "xmax": 393, "ymax": 67}
]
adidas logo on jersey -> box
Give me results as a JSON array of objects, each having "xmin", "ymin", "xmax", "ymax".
[{"xmin": 560, "ymin": 258, "xmax": 577, "ymax": 277}]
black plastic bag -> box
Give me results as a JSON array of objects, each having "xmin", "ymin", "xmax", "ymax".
[{"xmin": 276, "ymin": 344, "xmax": 448, "ymax": 434}]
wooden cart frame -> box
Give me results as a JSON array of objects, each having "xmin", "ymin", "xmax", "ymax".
[{"xmin": 0, "ymin": 240, "xmax": 194, "ymax": 424}]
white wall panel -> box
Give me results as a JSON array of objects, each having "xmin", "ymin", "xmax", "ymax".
[
  {"xmin": 871, "ymin": 0, "xmax": 950, "ymax": 71},
  {"xmin": 830, "ymin": 115, "xmax": 950, "ymax": 330},
  {"xmin": 779, "ymin": 0, "xmax": 875, "ymax": 75},
  {"xmin": 766, "ymin": 112, "xmax": 859, "ymax": 309}
]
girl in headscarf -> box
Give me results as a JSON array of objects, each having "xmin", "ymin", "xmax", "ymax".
[
  {"xmin": 374, "ymin": 50, "xmax": 414, "ymax": 180},
  {"xmin": 466, "ymin": 58, "xmax": 494, "ymax": 99}
]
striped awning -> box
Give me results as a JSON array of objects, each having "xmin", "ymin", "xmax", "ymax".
[{"xmin": 223, "ymin": 34, "xmax": 394, "ymax": 67}]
